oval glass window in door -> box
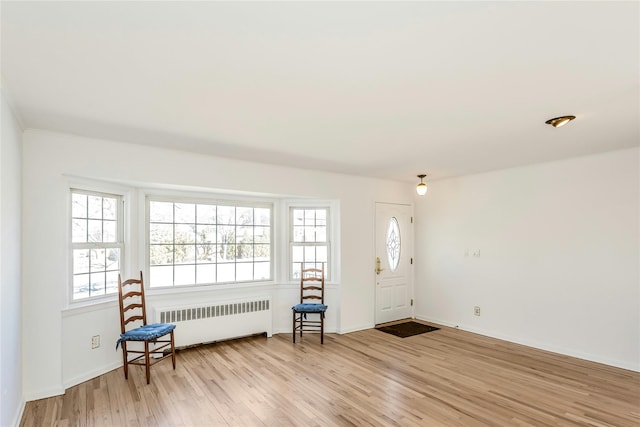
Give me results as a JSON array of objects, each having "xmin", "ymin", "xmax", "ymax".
[{"xmin": 386, "ymin": 217, "xmax": 401, "ymax": 272}]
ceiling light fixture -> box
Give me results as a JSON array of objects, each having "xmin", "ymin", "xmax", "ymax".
[
  {"xmin": 545, "ymin": 115, "xmax": 576, "ymax": 128},
  {"xmin": 416, "ymin": 174, "xmax": 428, "ymax": 196}
]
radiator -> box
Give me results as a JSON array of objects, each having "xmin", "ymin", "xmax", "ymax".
[{"xmin": 154, "ymin": 297, "xmax": 272, "ymax": 348}]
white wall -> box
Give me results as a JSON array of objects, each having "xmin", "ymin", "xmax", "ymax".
[
  {"xmin": 1, "ymin": 90, "xmax": 24, "ymax": 425},
  {"xmin": 415, "ymin": 148, "xmax": 640, "ymax": 371},
  {"xmin": 22, "ymin": 129, "xmax": 412, "ymax": 399}
]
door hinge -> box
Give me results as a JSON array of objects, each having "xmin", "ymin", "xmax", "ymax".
[
  {"xmin": 411, "ymin": 257, "xmax": 413, "ymax": 264},
  {"xmin": 411, "ymin": 299, "xmax": 414, "ymax": 306},
  {"xmin": 411, "ymin": 216, "xmax": 413, "ymax": 223}
]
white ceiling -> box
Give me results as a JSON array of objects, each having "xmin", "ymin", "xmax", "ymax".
[{"xmin": 2, "ymin": 1, "xmax": 638, "ymax": 182}]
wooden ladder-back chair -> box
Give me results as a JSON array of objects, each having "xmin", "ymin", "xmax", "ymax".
[
  {"xmin": 292, "ymin": 263, "xmax": 328, "ymax": 343},
  {"xmin": 117, "ymin": 271, "xmax": 176, "ymax": 384}
]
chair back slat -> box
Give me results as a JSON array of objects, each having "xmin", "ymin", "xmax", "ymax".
[
  {"xmin": 299, "ymin": 263, "xmax": 325, "ymax": 304},
  {"xmin": 123, "ymin": 303, "xmax": 143, "ymax": 312},
  {"xmin": 118, "ymin": 271, "xmax": 148, "ymax": 334}
]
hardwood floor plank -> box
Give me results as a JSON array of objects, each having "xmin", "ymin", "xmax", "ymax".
[{"xmin": 20, "ymin": 324, "xmax": 640, "ymax": 426}]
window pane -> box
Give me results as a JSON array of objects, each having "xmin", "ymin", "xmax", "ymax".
[
  {"xmin": 217, "ymin": 226, "xmax": 235, "ymax": 245},
  {"xmin": 196, "ymin": 264, "xmax": 216, "ymax": 284},
  {"xmin": 150, "ymin": 201, "xmax": 173, "ymax": 222},
  {"xmin": 316, "ymin": 245, "xmax": 328, "ymax": 262},
  {"xmin": 88, "ymin": 196, "xmax": 103, "ymax": 219},
  {"xmin": 103, "ymin": 197, "xmax": 117, "ymax": 220},
  {"xmin": 304, "ymin": 226, "xmax": 316, "ymax": 242},
  {"xmin": 292, "ymin": 245, "xmax": 303, "ymax": 263},
  {"xmin": 236, "ymin": 263, "xmax": 253, "ymax": 281},
  {"xmin": 175, "ymin": 244, "xmax": 195, "ymax": 264},
  {"xmin": 197, "ymin": 204, "xmax": 216, "ymax": 224},
  {"xmin": 90, "ymin": 272, "xmax": 105, "ymax": 296},
  {"xmin": 315, "ymin": 226, "xmax": 327, "ymax": 242},
  {"xmin": 316, "ymin": 209, "xmax": 326, "ymax": 225},
  {"xmin": 73, "ymin": 249, "xmax": 90, "ymax": 274},
  {"xmin": 255, "ymin": 208, "xmax": 270, "ymax": 225},
  {"xmin": 217, "ymin": 243, "xmax": 236, "ymax": 262},
  {"xmin": 106, "ymin": 248, "xmax": 120, "ymax": 271},
  {"xmin": 174, "ymin": 265, "xmax": 195, "ymax": 286},
  {"xmin": 103, "ymin": 220, "xmax": 117, "ymax": 242},
  {"xmin": 293, "ymin": 226, "xmax": 304, "ymax": 242},
  {"xmin": 254, "ymin": 262, "xmax": 270, "ymax": 280},
  {"xmin": 254, "ymin": 244, "xmax": 270, "ymax": 261},
  {"xmin": 304, "ymin": 246, "xmax": 316, "ymax": 263},
  {"xmin": 217, "ymin": 263, "xmax": 235, "ymax": 282},
  {"xmin": 90, "ymin": 249, "xmax": 106, "ymax": 271},
  {"xmin": 150, "ymin": 245, "xmax": 173, "ymax": 265},
  {"xmin": 217, "ymin": 206, "xmax": 235, "ymax": 225},
  {"xmin": 150, "ymin": 266, "xmax": 173, "ymax": 287},
  {"xmin": 72, "ymin": 219, "xmax": 87, "ymax": 243},
  {"xmin": 73, "ymin": 274, "xmax": 90, "ymax": 299},
  {"xmin": 236, "ymin": 207, "xmax": 253, "ymax": 225},
  {"xmin": 106, "ymin": 271, "xmax": 119, "ymax": 294},
  {"xmin": 88, "ymin": 219, "xmax": 103, "ymax": 242},
  {"xmin": 292, "ymin": 262, "xmax": 302, "ymax": 280},
  {"xmin": 175, "ymin": 224, "xmax": 196, "ymax": 244},
  {"xmin": 196, "ymin": 244, "xmax": 216, "ymax": 262},
  {"xmin": 304, "ymin": 209, "xmax": 316, "ymax": 224},
  {"xmin": 175, "ymin": 203, "xmax": 195, "ymax": 224},
  {"xmin": 236, "ymin": 244, "xmax": 253, "ymax": 260},
  {"xmin": 150, "ymin": 223, "xmax": 173, "ymax": 244},
  {"xmin": 72, "ymin": 193, "xmax": 87, "ymax": 218},
  {"xmin": 386, "ymin": 217, "xmax": 401, "ymax": 272},
  {"xmin": 254, "ymin": 226, "xmax": 270, "ymax": 243},
  {"xmin": 236, "ymin": 226, "xmax": 253, "ymax": 244},
  {"xmin": 292, "ymin": 209, "xmax": 304, "ymax": 226},
  {"xmin": 197, "ymin": 225, "xmax": 216, "ymax": 243}
]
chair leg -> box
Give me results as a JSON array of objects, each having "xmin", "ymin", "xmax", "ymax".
[
  {"xmin": 170, "ymin": 331, "xmax": 176, "ymax": 370},
  {"xmin": 144, "ymin": 341, "xmax": 151, "ymax": 384},
  {"xmin": 122, "ymin": 342, "xmax": 129, "ymax": 379},
  {"xmin": 292, "ymin": 311, "xmax": 296, "ymax": 343},
  {"xmin": 321, "ymin": 314, "xmax": 324, "ymax": 344}
]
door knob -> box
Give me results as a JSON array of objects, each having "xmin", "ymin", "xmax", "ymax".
[{"xmin": 376, "ymin": 257, "xmax": 384, "ymax": 275}]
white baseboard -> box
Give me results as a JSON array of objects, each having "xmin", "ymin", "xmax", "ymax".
[
  {"xmin": 337, "ymin": 323, "xmax": 374, "ymax": 334},
  {"xmin": 11, "ymin": 398, "xmax": 26, "ymax": 427},
  {"xmin": 415, "ymin": 315, "xmax": 640, "ymax": 373},
  {"xmin": 63, "ymin": 360, "xmax": 122, "ymax": 391},
  {"xmin": 24, "ymin": 385, "xmax": 65, "ymax": 402}
]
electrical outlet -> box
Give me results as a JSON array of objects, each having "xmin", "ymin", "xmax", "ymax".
[
  {"xmin": 91, "ymin": 335, "xmax": 100, "ymax": 349},
  {"xmin": 474, "ymin": 306, "xmax": 481, "ymax": 316}
]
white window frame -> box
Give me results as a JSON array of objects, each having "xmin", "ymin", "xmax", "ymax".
[
  {"xmin": 288, "ymin": 204, "xmax": 334, "ymax": 281},
  {"xmin": 145, "ymin": 194, "xmax": 275, "ymax": 289},
  {"xmin": 69, "ymin": 187, "xmax": 125, "ymax": 303}
]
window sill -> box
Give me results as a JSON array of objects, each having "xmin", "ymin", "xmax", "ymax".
[
  {"xmin": 146, "ymin": 280, "xmax": 276, "ymax": 296},
  {"xmin": 63, "ymin": 296, "xmax": 118, "ymax": 317}
]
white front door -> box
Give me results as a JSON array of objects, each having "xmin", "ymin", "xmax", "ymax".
[{"xmin": 375, "ymin": 203, "xmax": 413, "ymax": 325}]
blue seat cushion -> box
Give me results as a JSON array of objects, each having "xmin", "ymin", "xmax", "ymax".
[
  {"xmin": 292, "ymin": 303, "xmax": 328, "ymax": 313},
  {"xmin": 116, "ymin": 323, "xmax": 175, "ymax": 349}
]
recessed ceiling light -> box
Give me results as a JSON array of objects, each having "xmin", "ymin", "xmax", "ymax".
[{"xmin": 545, "ymin": 115, "xmax": 576, "ymax": 128}]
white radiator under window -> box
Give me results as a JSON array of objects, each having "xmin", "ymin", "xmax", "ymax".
[{"xmin": 154, "ymin": 297, "xmax": 272, "ymax": 348}]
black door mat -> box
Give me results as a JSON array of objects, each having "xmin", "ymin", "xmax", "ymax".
[{"xmin": 376, "ymin": 321, "xmax": 440, "ymax": 338}]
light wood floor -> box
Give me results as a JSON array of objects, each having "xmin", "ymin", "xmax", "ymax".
[{"xmin": 21, "ymin": 323, "xmax": 640, "ymax": 426}]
